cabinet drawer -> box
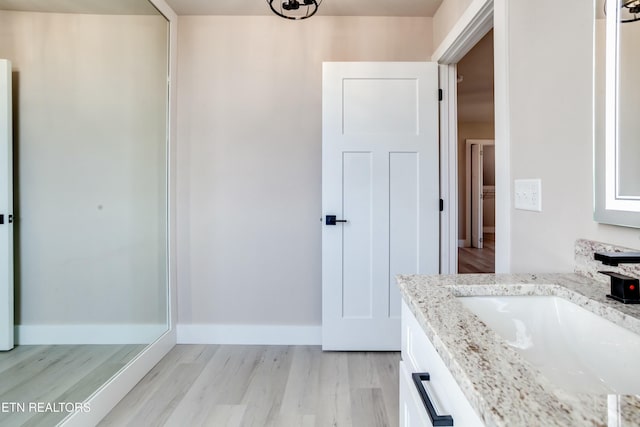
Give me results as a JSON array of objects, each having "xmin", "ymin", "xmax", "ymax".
[
  {"xmin": 401, "ymin": 301, "xmax": 485, "ymax": 426},
  {"xmin": 399, "ymin": 360, "xmax": 432, "ymax": 427}
]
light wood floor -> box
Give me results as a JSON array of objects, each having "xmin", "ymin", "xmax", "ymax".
[
  {"xmin": 458, "ymin": 233, "xmax": 495, "ymax": 274},
  {"xmin": 0, "ymin": 344, "xmax": 145, "ymax": 427},
  {"xmin": 100, "ymin": 345, "xmax": 400, "ymax": 427}
]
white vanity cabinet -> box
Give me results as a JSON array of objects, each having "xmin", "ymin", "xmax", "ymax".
[{"xmin": 400, "ymin": 300, "xmax": 484, "ymax": 427}]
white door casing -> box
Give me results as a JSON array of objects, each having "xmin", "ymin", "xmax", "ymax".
[
  {"xmin": 0, "ymin": 59, "xmax": 13, "ymax": 351},
  {"xmin": 322, "ymin": 62, "xmax": 440, "ymax": 351},
  {"xmin": 471, "ymin": 144, "xmax": 483, "ymax": 249}
]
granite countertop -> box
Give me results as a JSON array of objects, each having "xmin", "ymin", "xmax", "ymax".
[{"xmin": 397, "ymin": 273, "xmax": 640, "ymax": 427}]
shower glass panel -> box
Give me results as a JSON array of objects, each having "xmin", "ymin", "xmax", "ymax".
[{"xmin": 0, "ymin": 0, "xmax": 169, "ymax": 425}]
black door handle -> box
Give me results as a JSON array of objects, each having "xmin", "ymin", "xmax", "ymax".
[{"xmin": 325, "ymin": 215, "xmax": 347, "ymax": 225}]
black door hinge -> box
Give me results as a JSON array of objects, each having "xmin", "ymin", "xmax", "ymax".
[
  {"xmin": 438, "ymin": 89, "xmax": 443, "ymax": 101},
  {"xmin": 439, "ymin": 199, "xmax": 444, "ymax": 212}
]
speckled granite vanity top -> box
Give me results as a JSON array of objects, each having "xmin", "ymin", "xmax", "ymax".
[{"xmin": 397, "ymin": 273, "xmax": 640, "ymax": 427}]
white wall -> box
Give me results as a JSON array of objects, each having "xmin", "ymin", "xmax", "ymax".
[
  {"xmin": 433, "ymin": 0, "xmax": 475, "ymax": 49},
  {"xmin": 177, "ymin": 16, "xmax": 433, "ymax": 330},
  {"xmin": 0, "ymin": 11, "xmax": 168, "ymax": 331}
]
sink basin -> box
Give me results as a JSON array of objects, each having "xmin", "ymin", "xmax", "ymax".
[{"xmin": 458, "ymin": 295, "xmax": 640, "ymax": 394}]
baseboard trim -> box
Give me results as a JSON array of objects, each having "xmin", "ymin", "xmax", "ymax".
[
  {"xmin": 458, "ymin": 239, "xmax": 466, "ymax": 247},
  {"xmin": 60, "ymin": 328, "xmax": 176, "ymax": 427},
  {"xmin": 177, "ymin": 324, "xmax": 322, "ymax": 345},
  {"xmin": 483, "ymin": 226, "xmax": 495, "ymax": 233},
  {"xmin": 15, "ymin": 324, "xmax": 167, "ymax": 345}
]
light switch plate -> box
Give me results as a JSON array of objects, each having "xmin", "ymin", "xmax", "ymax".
[{"xmin": 514, "ymin": 179, "xmax": 542, "ymax": 211}]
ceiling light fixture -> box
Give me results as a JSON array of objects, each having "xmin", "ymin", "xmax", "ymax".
[
  {"xmin": 267, "ymin": 0, "xmax": 322, "ymax": 20},
  {"xmin": 605, "ymin": 0, "xmax": 640, "ymax": 23}
]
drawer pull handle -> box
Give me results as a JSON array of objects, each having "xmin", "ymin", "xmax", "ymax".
[{"xmin": 412, "ymin": 372, "xmax": 454, "ymax": 426}]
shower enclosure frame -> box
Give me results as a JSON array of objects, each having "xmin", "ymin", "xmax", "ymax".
[
  {"xmin": 59, "ymin": 0, "xmax": 179, "ymax": 424},
  {"xmin": 0, "ymin": 59, "xmax": 13, "ymax": 352}
]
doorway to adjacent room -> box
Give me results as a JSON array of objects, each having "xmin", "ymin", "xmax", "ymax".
[{"xmin": 455, "ymin": 30, "xmax": 495, "ymax": 273}]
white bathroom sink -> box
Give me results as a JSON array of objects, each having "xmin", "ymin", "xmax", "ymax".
[{"xmin": 458, "ymin": 295, "xmax": 640, "ymax": 394}]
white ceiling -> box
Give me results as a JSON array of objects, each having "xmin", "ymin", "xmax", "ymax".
[
  {"xmin": 165, "ymin": 0, "xmax": 444, "ymax": 17},
  {"xmin": 0, "ymin": 0, "xmax": 444, "ymax": 17},
  {"xmin": 0, "ymin": 0, "xmax": 160, "ymax": 15}
]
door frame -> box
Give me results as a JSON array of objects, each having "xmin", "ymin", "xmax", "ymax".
[
  {"xmin": 465, "ymin": 139, "xmax": 494, "ymax": 247},
  {"xmin": 433, "ymin": 0, "xmax": 511, "ymax": 274},
  {"xmin": 470, "ymin": 143, "xmax": 484, "ymax": 248}
]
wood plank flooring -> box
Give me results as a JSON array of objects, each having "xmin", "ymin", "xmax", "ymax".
[
  {"xmin": 99, "ymin": 345, "xmax": 400, "ymax": 427},
  {"xmin": 458, "ymin": 233, "xmax": 495, "ymax": 273},
  {"xmin": 0, "ymin": 344, "xmax": 145, "ymax": 427}
]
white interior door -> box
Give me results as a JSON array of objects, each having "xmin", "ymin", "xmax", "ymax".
[
  {"xmin": 471, "ymin": 144, "xmax": 484, "ymax": 249},
  {"xmin": 0, "ymin": 59, "xmax": 13, "ymax": 351},
  {"xmin": 322, "ymin": 62, "xmax": 439, "ymax": 350}
]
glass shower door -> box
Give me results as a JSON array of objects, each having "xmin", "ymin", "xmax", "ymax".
[{"xmin": 0, "ymin": 59, "xmax": 13, "ymax": 351}]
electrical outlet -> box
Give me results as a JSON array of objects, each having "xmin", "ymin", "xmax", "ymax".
[{"xmin": 514, "ymin": 179, "xmax": 542, "ymax": 212}]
